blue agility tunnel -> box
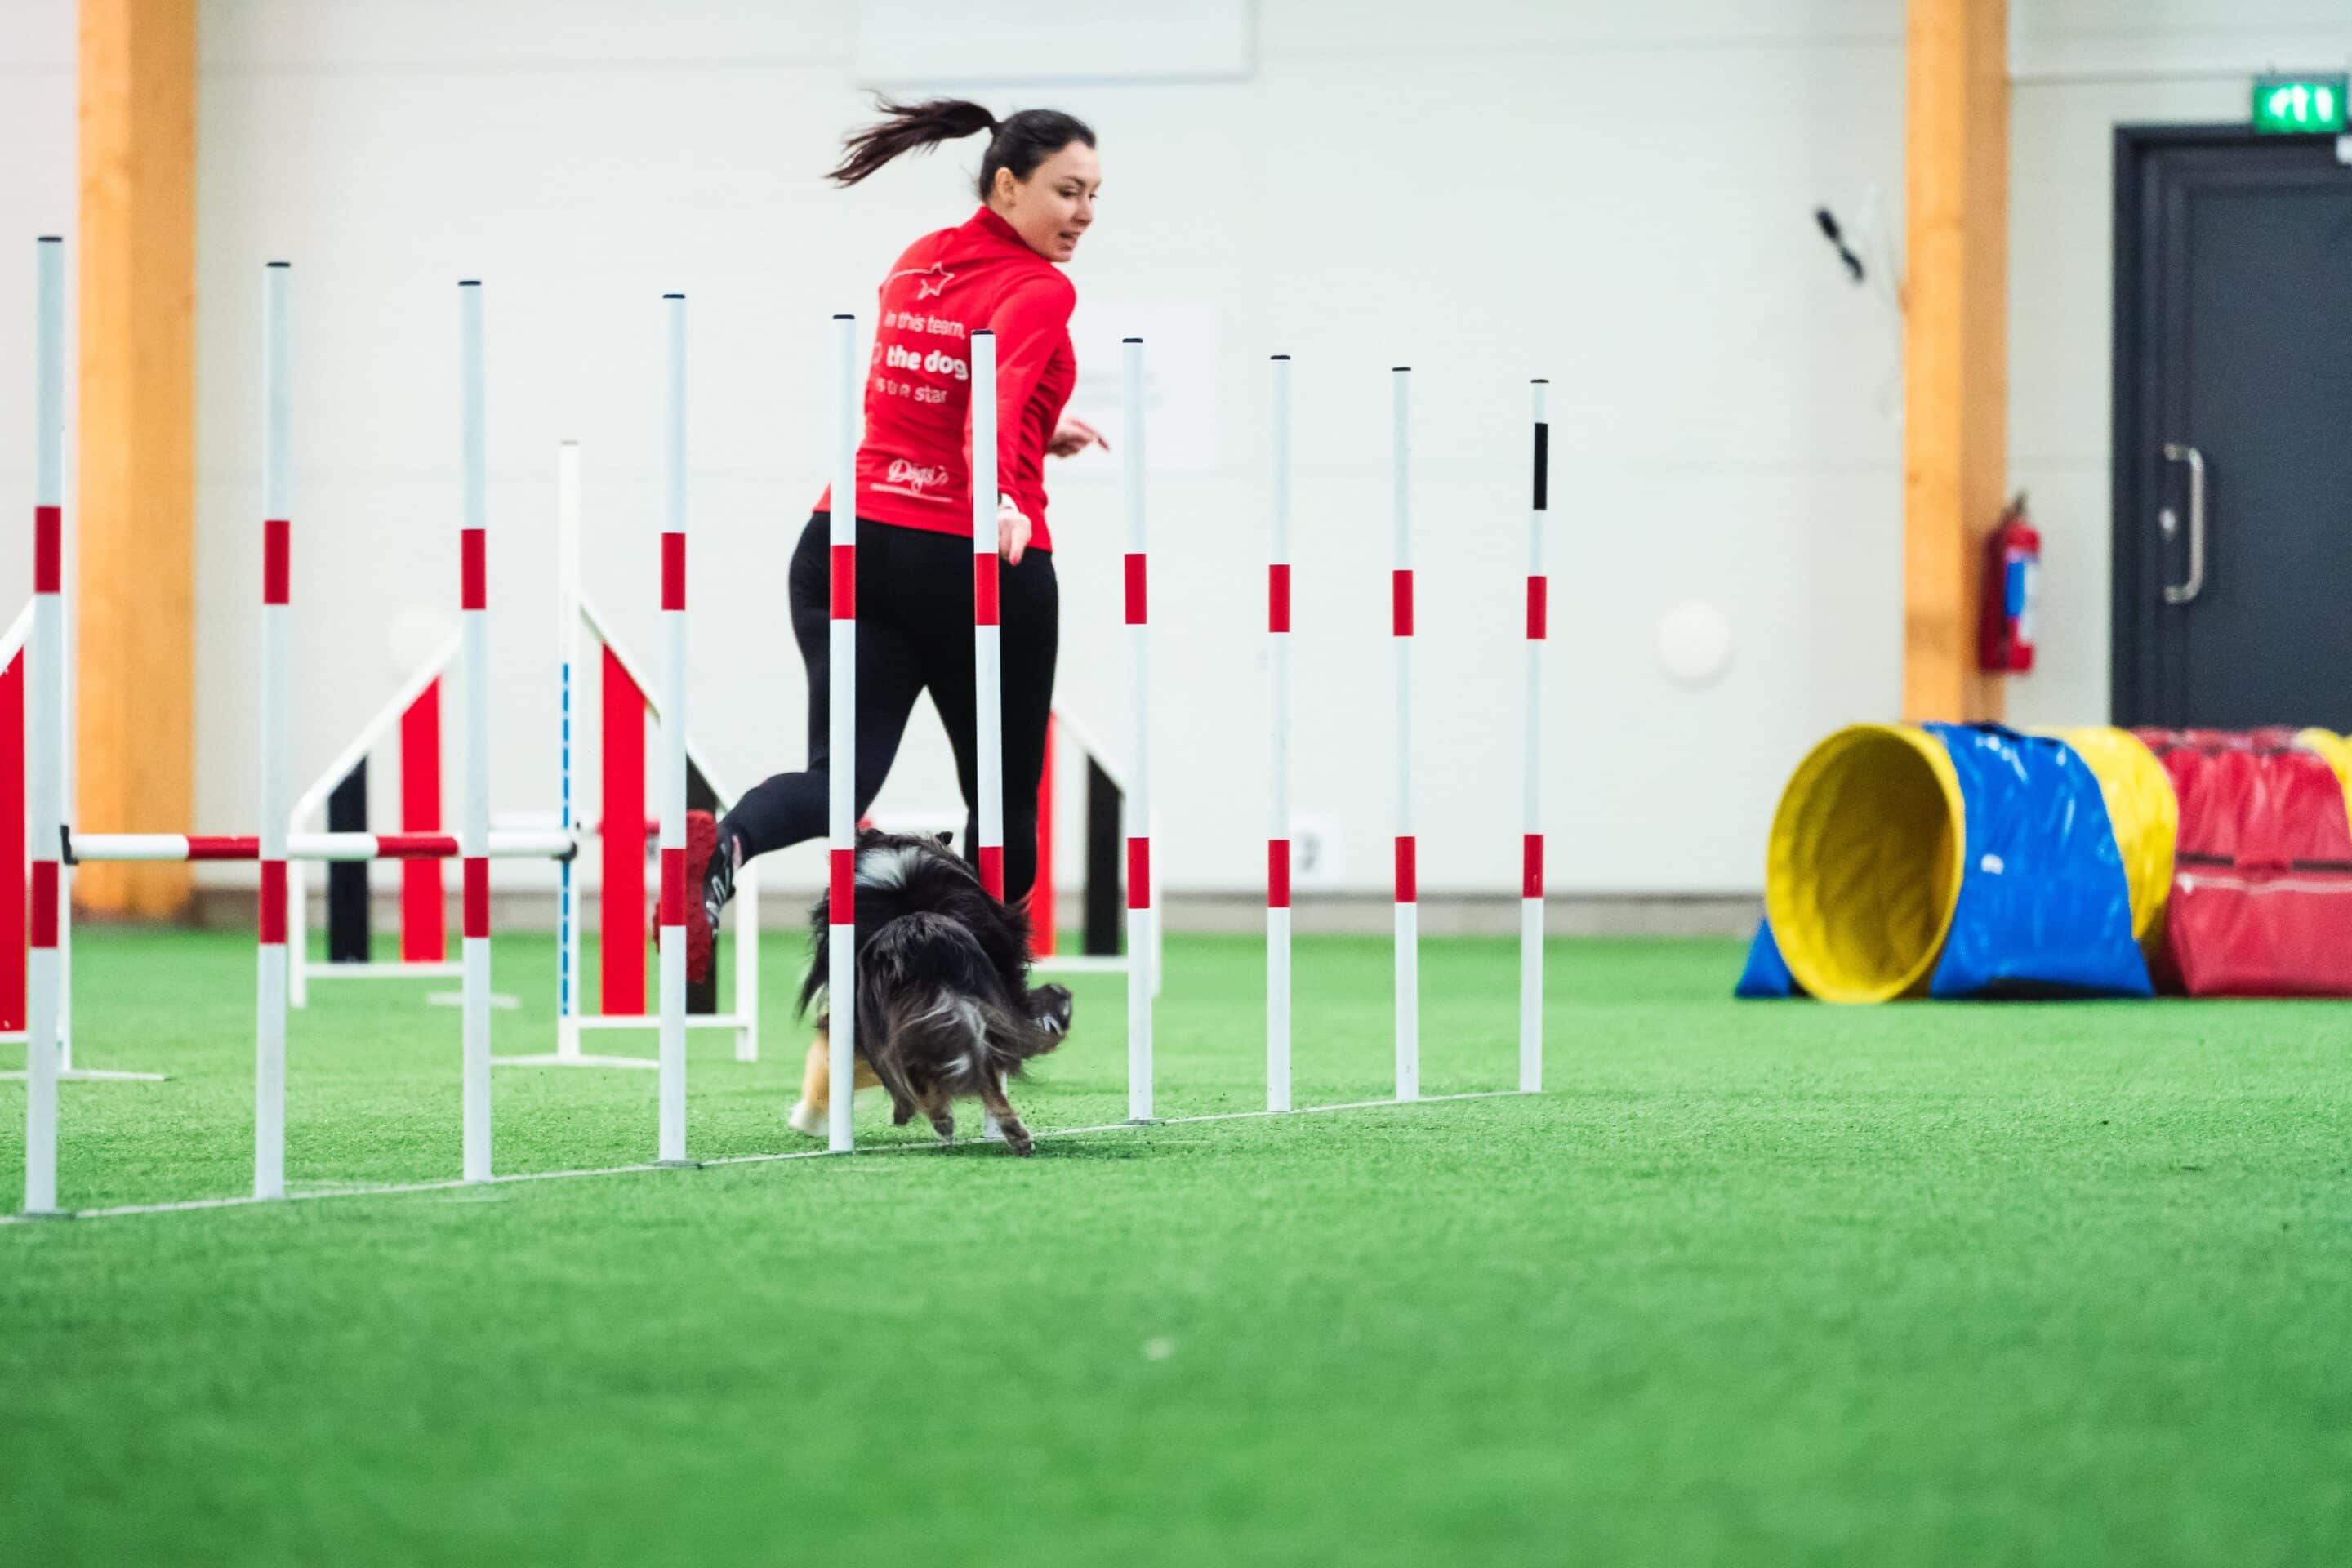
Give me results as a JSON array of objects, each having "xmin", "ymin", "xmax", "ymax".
[{"xmin": 1744, "ymin": 724, "xmax": 2152, "ymax": 1002}]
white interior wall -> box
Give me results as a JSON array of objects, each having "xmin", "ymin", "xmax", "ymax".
[
  {"xmin": 185, "ymin": 0, "xmax": 1913, "ymax": 902},
  {"xmin": 11, "ymin": 1, "xmax": 2332, "ymax": 903}
]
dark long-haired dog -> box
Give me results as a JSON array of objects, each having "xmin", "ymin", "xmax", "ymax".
[{"xmin": 800, "ymin": 829, "xmax": 1071, "ymax": 1155}]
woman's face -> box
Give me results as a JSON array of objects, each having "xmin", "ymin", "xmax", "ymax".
[{"xmin": 991, "ymin": 141, "xmax": 1100, "ymax": 264}]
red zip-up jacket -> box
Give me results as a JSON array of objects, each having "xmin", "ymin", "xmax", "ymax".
[{"xmin": 818, "ymin": 206, "xmax": 1077, "ymax": 552}]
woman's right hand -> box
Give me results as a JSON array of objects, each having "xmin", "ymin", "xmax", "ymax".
[
  {"xmin": 1047, "ymin": 414, "xmax": 1107, "ymax": 459},
  {"xmin": 996, "ymin": 497, "xmax": 1031, "ymax": 566}
]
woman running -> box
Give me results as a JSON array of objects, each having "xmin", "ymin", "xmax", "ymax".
[{"xmin": 684, "ymin": 100, "xmax": 1105, "ymax": 1093}]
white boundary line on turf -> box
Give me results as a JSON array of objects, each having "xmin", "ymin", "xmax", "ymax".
[{"xmin": 1, "ymin": 1090, "xmax": 1533, "ymax": 1225}]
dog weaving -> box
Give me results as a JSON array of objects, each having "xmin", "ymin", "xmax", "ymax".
[{"xmin": 799, "ymin": 830, "xmax": 1072, "ymax": 1154}]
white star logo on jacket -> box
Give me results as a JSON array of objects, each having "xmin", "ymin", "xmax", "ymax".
[{"xmin": 888, "ymin": 263, "xmax": 956, "ymax": 300}]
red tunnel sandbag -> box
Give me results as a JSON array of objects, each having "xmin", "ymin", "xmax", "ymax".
[{"xmin": 2136, "ymin": 729, "xmax": 2352, "ymax": 998}]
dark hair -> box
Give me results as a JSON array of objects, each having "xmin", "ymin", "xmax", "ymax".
[{"xmin": 829, "ymin": 98, "xmax": 1095, "ymax": 198}]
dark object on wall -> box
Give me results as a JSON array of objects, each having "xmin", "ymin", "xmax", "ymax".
[{"xmin": 1814, "ymin": 207, "xmax": 1866, "ymax": 284}]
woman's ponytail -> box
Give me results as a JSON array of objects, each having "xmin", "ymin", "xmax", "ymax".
[
  {"xmin": 828, "ymin": 98, "xmax": 1000, "ymax": 188},
  {"xmin": 829, "ymin": 99, "xmax": 1096, "ymax": 199}
]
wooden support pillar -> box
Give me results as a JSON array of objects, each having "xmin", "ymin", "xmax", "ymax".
[
  {"xmin": 77, "ymin": 0, "xmax": 198, "ymax": 918},
  {"xmin": 1903, "ymin": 0, "xmax": 2008, "ymax": 723}
]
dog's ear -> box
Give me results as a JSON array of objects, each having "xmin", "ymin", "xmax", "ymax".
[{"xmin": 935, "ymin": 831, "xmax": 954, "ymax": 849}]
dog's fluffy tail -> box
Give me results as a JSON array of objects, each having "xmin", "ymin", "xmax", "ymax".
[{"xmin": 855, "ymin": 912, "xmax": 1059, "ymax": 1095}]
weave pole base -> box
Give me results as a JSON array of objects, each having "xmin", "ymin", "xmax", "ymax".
[
  {"xmin": 493, "ymin": 1053, "xmax": 660, "ymax": 1071},
  {"xmin": 0, "ymin": 1067, "xmax": 168, "ymax": 1083},
  {"xmin": 495, "ymin": 1013, "xmax": 753, "ymax": 1071},
  {"xmin": 0, "ymin": 1032, "xmax": 167, "ymax": 1082}
]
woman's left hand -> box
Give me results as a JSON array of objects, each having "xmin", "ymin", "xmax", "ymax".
[
  {"xmin": 996, "ymin": 497, "xmax": 1032, "ymax": 565},
  {"xmin": 1047, "ymin": 414, "xmax": 1107, "ymax": 458}
]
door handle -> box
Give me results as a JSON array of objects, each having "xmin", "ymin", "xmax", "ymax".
[{"xmin": 2161, "ymin": 442, "xmax": 2206, "ymax": 604}]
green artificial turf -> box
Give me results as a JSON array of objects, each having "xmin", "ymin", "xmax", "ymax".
[{"xmin": 2, "ymin": 927, "xmax": 2349, "ymax": 1566}]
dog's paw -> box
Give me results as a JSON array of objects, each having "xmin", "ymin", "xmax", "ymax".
[
  {"xmin": 929, "ymin": 1113, "xmax": 956, "ymax": 1143},
  {"xmin": 1002, "ymin": 1121, "xmax": 1035, "ymax": 1156},
  {"xmin": 786, "ymin": 1099, "xmax": 824, "ymax": 1138},
  {"xmin": 1030, "ymin": 983, "xmax": 1074, "ymax": 1038}
]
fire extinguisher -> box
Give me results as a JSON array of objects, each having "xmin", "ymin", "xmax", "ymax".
[{"xmin": 1978, "ymin": 492, "xmax": 2040, "ymax": 675}]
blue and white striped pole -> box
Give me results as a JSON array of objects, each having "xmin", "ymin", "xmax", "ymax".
[{"xmin": 555, "ymin": 440, "xmax": 581, "ymax": 1058}]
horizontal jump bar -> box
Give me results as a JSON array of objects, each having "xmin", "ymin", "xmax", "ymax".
[{"xmin": 68, "ymin": 830, "xmax": 578, "ymax": 864}]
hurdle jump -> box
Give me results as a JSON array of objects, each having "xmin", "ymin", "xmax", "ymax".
[
  {"xmin": 277, "ymin": 453, "xmax": 761, "ymax": 1069},
  {"xmin": 532, "ymin": 573, "xmax": 761, "ymax": 1068},
  {"xmin": 286, "ymin": 629, "xmax": 465, "ymax": 988}
]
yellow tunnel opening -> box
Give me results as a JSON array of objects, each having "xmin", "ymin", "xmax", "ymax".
[{"xmin": 1765, "ymin": 725, "xmax": 1967, "ymax": 1004}]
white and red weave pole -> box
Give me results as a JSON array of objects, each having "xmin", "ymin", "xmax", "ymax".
[
  {"xmin": 1391, "ymin": 367, "xmax": 1419, "ymax": 1103},
  {"xmin": 1521, "ymin": 381, "xmax": 1549, "ymax": 1094},
  {"xmin": 972, "ymin": 331, "xmax": 1004, "ymax": 1143},
  {"xmin": 1266, "ymin": 354, "xmax": 1293, "ymax": 1114},
  {"xmin": 970, "ymin": 329, "xmax": 1004, "ymax": 902},
  {"xmin": 23, "ymin": 237, "xmax": 65, "ymax": 1214},
  {"xmin": 1124, "ymin": 336, "xmax": 1154, "ymax": 1123},
  {"xmin": 656, "ymin": 294, "xmax": 689, "ymax": 1165},
  {"xmin": 828, "ymin": 313, "xmax": 858, "ymax": 1153},
  {"xmin": 458, "ymin": 281, "xmax": 493, "ymax": 1182},
  {"xmin": 256, "ymin": 262, "xmax": 294, "ymax": 1200}
]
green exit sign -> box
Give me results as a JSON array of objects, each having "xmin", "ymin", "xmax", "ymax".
[{"xmin": 2252, "ymin": 74, "xmax": 2347, "ymax": 134}]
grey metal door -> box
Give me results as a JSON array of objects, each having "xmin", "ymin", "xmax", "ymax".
[{"xmin": 2113, "ymin": 127, "xmax": 2352, "ymax": 729}]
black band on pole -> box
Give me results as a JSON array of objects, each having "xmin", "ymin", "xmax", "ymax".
[
  {"xmin": 1532, "ymin": 424, "xmax": 1549, "ymax": 512},
  {"xmin": 326, "ymin": 761, "xmax": 371, "ymax": 963}
]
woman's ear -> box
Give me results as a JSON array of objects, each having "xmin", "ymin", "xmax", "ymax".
[{"xmin": 991, "ymin": 165, "xmax": 1019, "ymax": 206}]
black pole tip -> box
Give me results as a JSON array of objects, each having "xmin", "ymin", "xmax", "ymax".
[
  {"xmin": 1123, "ymin": 336, "xmax": 1143, "ymax": 344},
  {"xmin": 973, "ymin": 327, "xmax": 994, "ymax": 337},
  {"xmin": 833, "ymin": 312, "xmax": 854, "ymax": 320},
  {"xmin": 662, "ymin": 292, "xmax": 684, "ymax": 300},
  {"xmin": 38, "ymin": 234, "xmax": 62, "ymax": 244},
  {"xmin": 459, "ymin": 279, "xmax": 481, "ymax": 287},
  {"xmin": 1531, "ymin": 376, "xmax": 1549, "ymax": 385},
  {"xmin": 1392, "ymin": 366, "xmax": 1411, "ymax": 373},
  {"xmin": 1271, "ymin": 354, "xmax": 1291, "ymax": 361},
  {"xmin": 267, "ymin": 261, "xmax": 291, "ymax": 270}
]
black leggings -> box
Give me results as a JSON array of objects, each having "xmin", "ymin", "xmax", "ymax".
[{"xmin": 719, "ymin": 513, "xmax": 1059, "ymax": 903}]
